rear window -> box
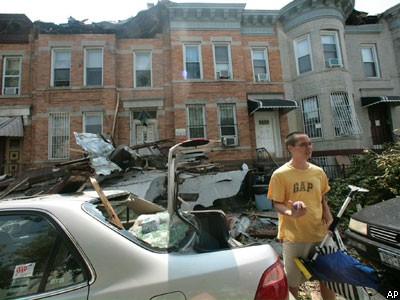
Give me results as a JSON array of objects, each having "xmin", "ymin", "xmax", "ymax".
[
  {"xmin": 0, "ymin": 213, "xmax": 89, "ymax": 299},
  {"xmin": 83, "ymin": 195, "xmax": 193, "ymax": 251}
]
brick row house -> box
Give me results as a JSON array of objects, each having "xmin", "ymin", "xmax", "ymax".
[{"xmin": 1, "ymin": 0, "xmax": 399, "ymax": 176}]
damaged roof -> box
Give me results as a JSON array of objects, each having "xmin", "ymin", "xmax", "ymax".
[
  {"xmin": 34, "ymin": 1, "xmax": 169, "ymax": 38},
  {"xmin": 1, "ymin": 1, "xmax": 383, "ymax": 42},
  {"xmin": 0, "ymin": 14, "xmax": 33, "ymax": 43},
  {"xmin": 345, "ymin": 9, "xmax": 379, "ymax": 25}
]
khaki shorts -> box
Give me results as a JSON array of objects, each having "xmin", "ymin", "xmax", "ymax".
[{"xmin": 282, "ymin": 237, "xmax": 336, "ymax": 287}]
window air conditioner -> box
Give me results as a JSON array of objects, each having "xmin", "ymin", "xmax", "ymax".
[
  {"xmin": 217, "ymin": 70, "xmax": 230, "ymax": 79},
  {"xmin": 221, "ymin": 136, "xmax": 237, "ymax": 147},
  {"xmin": 257, "ymin": 73, "xmax": 268, "ymax": 81},
  {"xmin": 328, "ymin": 58, "xmax": 342, "ymax": 68},
  {"xmin": 3, "ymin": 87, "xmax": 18, "ymax": 95}
]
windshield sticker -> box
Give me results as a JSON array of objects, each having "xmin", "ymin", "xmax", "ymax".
[{"xmin": 13, "ymin": 263, "xmax": 36, "ymax": 279}]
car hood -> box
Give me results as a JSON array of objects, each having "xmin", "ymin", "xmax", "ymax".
[{"xmin": 351, "ymin": 197, "xmax": 400, "ymax": 231}]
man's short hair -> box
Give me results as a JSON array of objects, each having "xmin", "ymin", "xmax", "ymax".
[{"xmin": 285, "ymin": 131, "xmax": 305, "ymax": 148}]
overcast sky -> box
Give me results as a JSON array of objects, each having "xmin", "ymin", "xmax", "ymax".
[{"xmin": 3, "ymin": 0, "xmax": 400, "ymax": 24}]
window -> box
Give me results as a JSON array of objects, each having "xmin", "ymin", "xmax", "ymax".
[
  {"xmin": 183, "ymin": 44, "xmax": 202, "ymax": 79},
  {"xmin": 2, "ymin": 57, "xmax": 21, "ymax": 95},
  {"xmin": 330, "ymin": 92, "xmax": 362, "ymax": 137},
  {"xmin": 252, "ymin": 48, "xmax": 269, "ymax": 81},
  {"xmin": 321, "ymin": 32, "xmax": 341, "ymax": 67},
  {"xmin": 49, "ymin": 112, "xmax": 70, "ymax": 159},
  {"xmin": 361, "ymin": 45, "xmax": 380, "ymax": 78},
  {"xmin": 130, "ymin": 110, "xmax": 157, "ymax": 145},
  {"xmin": 294, "ymin": 35, "xmax": 312, "ymax": 75},
  {"xmin": 0, "ymin": 213, "xmax": 88, "ymax": 299},
  {"xmin": 213, "ymin": 44, "xmax": 232, "ymax": 79},
  {"xmin": 83, "ymin": 112, "xmax": 103, "ymax": 134},
  {"xmin": 52, "ymin": 49, "xmax": 70, "ymax": 87},
  {"xmin": 85, "ymin": 48, "xmax": 103, "ymax": 86},
  {"xmin": 134, "ymin": 51, "xmax": 152, "ymax": 88},
  {"xmin": 218, "ymin": 104, "xmax": 238, "ymax": 145},
  {"xmin": 187, "ymin": 105, "xmax": 206, "ymax": 139},
  {"xmin": 301, "ymin": 96, "xmax": 323, "ymax": 138}
]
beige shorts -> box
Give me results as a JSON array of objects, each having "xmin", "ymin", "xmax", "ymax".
[{"xmin": 282, "ymin": 237, "xmax": 336, "ymax": 287}]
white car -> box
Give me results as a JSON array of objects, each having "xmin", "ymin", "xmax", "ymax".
[{"xmin": 0, "ymin": 139, "xmax": 290, "ymax": 299}]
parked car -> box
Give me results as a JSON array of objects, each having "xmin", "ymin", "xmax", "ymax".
[
  {"xmin": 345, "ymin": 196, "xmax": 400, "ymax": 283},
  {"xmin": 0, "ymin": 139, "xmax": 291, "ymax": 300}
]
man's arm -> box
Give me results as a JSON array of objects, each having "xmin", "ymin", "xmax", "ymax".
[
  {"xmin": 273, "ymin": 201, "xmax": 307, "ymax": 218},
  {"xmin": 322, "ymin": 197, "xmax": 333, "ymax": 227}
]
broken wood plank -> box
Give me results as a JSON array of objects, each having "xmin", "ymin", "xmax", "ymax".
[
  {"xmin": 0, "ymin": 177, "xmax": 29, "ymax": 199},
  {"xmin": 243, "ymin": 211, "xmax": 278, "ymax": 219},
  {"xmin": 54, "ymin": 157, "xmax": 90, "ymax": 167},
  {"xmin": 89, "ymin": 177, "xmax": 123, "ymax": 229},
  {"xmin": 129, "ymin": 139, "xmax": 174, "ymax": 150}
]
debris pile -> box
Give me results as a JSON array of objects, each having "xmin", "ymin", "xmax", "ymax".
[{"xmin": 0, "ymin": 133, "xmax": 279, "ymax": 241}]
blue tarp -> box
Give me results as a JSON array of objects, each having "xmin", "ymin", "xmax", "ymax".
[{"xmin": 309, "ymin": 250, "xmax": 379, "ymax": 290}]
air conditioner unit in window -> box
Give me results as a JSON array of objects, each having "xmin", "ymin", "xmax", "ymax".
[
  {"xmin": 221, "ymin": 136, "xmax": 237, "ymax": 147},
  {"xmin": 3, "ymin": 87, "xmax": 18, "ymax": 95},
  {"xmin": 328, "ymin": 58, "xmax": 342, "ymax": 68},
  {"xmin": 257, "ymin": 73, "xmax": 268, "ymax": 81},
  {"xmin": 217, "ymin": 70, "xmax": 230, "ymax": 79}
]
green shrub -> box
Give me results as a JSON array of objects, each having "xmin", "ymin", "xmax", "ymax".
[{"xmin": 327, "ymin": 140, "xmax": 400, "ymax": 229}]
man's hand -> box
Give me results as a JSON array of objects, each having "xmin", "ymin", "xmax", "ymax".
[{"xmin": 289, "ymin": 200, "xmax": 307, "ymax": 218}]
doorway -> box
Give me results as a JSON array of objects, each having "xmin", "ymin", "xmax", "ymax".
[
  {"xmin": 368, "ymin": 104, "xmax": 393, "ymax": 148},
  {"xmin": 254, "ymin": 111, "xmax": 282, "ymax": 157}
]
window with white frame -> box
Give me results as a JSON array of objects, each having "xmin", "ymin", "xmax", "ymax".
[
  {"xmin": 294, "ymin": 35, "xmax": 312, "ymax": 75},
  {"xmin": 213, "ymin": 44, "xmax": 231, "ymax": 79},
  {"xmin": 218, "ymin": 104, "xmax": 238, "ymax": 145},
  {"xmin": 52, "ymin": 49, "xmax": 70, "ymax": 87},
  {"xmin": 321, "ymin": 32, "xmax": 341, "ymax": 67},
  {"xmin": 187, "ymin": 105, "xmax": 206, "ymax": 139},
  {"xmin": 184, "ymin": 44, "xmax": 202, "ymax": 79},
  {"xmin": 330, "ymin": 92, "xmax": 362, "ymax": 137},
  {"xmin": 83, "ymin": 112, "xmax": 103, "ymax": 134},
  {"xmin": 301, "ymin": 96, "xmax": 323, "ymax": 139},
  {"xmin": 361, "ymin": 45, "xmax": 380, "ymax": 78},
  {"xmin": 49, "ymin": 112, "xmax": 70, "ymax": 159},
  {"xmin": 134, "ymin": 51, "xmax": 152, "ymax": 88},
  {"xmin": 252, "ymin": 48, "xmax": 269, "ymax": 82},
  {"xmin": 130, "ymin": 110, "xmax": 157, "ymax": 145},
  {"xmin": 85, "ymin": 48, "xmax": 103, "ymax": 86},
  {"xmin": 2, "ymin": 57, "xmax": 21, "ymax": 95}
]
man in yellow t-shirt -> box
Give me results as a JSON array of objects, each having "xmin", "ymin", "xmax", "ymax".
[{"xmin": 267, "ymin": 132, "xmax": 336, "ymax": 300}]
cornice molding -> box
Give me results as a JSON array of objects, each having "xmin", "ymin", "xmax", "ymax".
[
  {"xmin": 241, "ymin": 10, "xmax": 279, "ymax": 27},
  {"xmin": 382, "ymin": 4, "xmax": 400, "ymax": 31},
  {"xmin": 279, "ymin": 0, "xmax": 354, "ymax": 32},
  {"xmin": 168, "ymin": 3, "xmax": 245, "ymax": 23}
]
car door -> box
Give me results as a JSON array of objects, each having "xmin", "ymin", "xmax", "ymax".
[{"xmin": 0, "ymin": 211, "xmax": 90, "ymax": 299}]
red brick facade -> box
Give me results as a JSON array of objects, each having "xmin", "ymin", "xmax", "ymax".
[{"xmin": 0, "ymin": 8, "xmax": 290, "ymax": 174}]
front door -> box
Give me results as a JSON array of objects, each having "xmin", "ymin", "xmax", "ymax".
[
  {"xmin": 254, "ymin": 111, "xmax": 281, "ymax": 157},
  {"xmin": 368, "ymin": 104, "xmax": 393, "ymax": 148},
  {"xmin": 5, "ymin": 137, "xmax": 22, "ymax": 175},
  {"xmin": 135, "ymin": 124, "xmax": 155, "ymax": 156},
  {"xmin": 0, "ymin": 138, "xmax": 5, "ymax": 175}
]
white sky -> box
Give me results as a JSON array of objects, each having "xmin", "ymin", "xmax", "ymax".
[{"xmin": 3, "ymin": 0, "xmax": 400, "ymax": 24}]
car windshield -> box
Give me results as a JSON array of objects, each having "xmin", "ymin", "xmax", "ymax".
[{"xmin": 83, "ymin": 195, "xmax": 195, "ymax": 252}]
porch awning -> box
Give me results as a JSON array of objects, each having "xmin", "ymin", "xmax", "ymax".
[
  {"xmin": 248, "ymin": 98, "xmax": 299, "ymax": 115},
  {"xmin": 361, "ymin": 96, "xmax": 400, "ymax": 107},
  {"xmin": 0, "ymin": 116, "xmax": 24, "ymax": 137}
]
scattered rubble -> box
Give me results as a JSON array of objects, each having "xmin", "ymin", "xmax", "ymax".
[{"xmin": 0, "ymin": 132, "xmax": 279, "ymax": 241}]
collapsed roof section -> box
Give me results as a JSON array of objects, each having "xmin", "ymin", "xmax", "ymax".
[
  {"xmin": 34, "ymin": 0, "xmax": 170, "ymax": 38},
  {"xmin": 0, "ymin": 14, "xmax": 33, "ymax": 43},
  {"xmin": 345, "ymin": 9, "xmax": 379, "ymax": 25},
  {"xmin": 1, "ymin": 1, "xmax": 384, "ymax": 42}
]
